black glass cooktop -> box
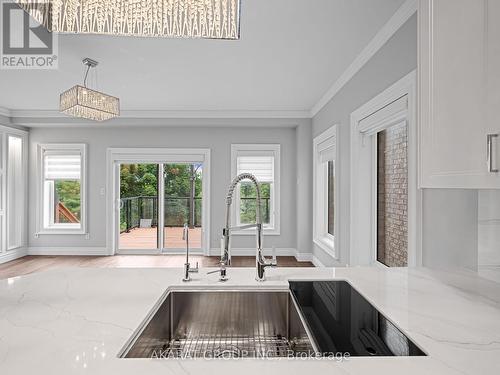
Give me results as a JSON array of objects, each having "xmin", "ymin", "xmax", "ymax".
[{"xmin": 289, "ymin": 281, "xmax": 426, "ymax": 357}]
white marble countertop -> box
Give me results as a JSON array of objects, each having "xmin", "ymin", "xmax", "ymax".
[{"xmin": 0, "ymin": 266, "xmax": 499, "ymax": 375}]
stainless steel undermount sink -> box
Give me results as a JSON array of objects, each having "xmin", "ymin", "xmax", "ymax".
[{"xmin": 119, "ymin": 289, "xmax": 316, "ymax": 359}]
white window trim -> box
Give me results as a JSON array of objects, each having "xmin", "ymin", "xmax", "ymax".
[
  {"xmin": 313, "ymin": 125, "xmax": 339, "ymax": 260},
  {"xmin": 36, "ymin": 144, "xmax": 88, "ymax": 235},
  {"xmin": 350, "ymin": 70, "xmax": 421, "ymax": 267},
  {"xmin": 230, "ymin": 144, "xmax": 281, "ymax": 236}
]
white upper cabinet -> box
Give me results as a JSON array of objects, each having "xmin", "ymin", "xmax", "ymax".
[
  {"xmin": 486, "ymin": 0, "xmax": 500, "ymax": 177},
  {"xmin": 419, "ymin": 0, "xmax": 500, "ymax": 188}
]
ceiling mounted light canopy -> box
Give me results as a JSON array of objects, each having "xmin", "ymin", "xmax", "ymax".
[
  {"xmin": 15, "ymin": 0, "xmax": 241, "ymax": 39},
  {"xmin": 60, "ymin": 58, "xmax": 120, "ymax": 122}
]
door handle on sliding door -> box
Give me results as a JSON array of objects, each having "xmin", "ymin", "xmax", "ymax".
[{"xmin": 487, "ymin": 134, "xmax": 499, "ymax": 173}]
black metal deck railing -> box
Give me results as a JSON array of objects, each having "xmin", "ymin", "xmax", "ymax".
[{"xmin": 120, "ymin": 196, "xmax": 270, "ymax": 233}]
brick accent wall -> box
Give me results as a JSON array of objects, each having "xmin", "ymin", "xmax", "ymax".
[{"xmin": 376, "ymin": 123, "xmax": 408, "ymax": 267}]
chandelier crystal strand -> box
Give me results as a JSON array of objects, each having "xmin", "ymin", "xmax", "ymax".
[{"xmin": 15, "ymin": 0, "xmax": 240, "ymax": 39}]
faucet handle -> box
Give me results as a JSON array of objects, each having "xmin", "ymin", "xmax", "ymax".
[
  {"xmin": 207, "ymin": 262, "xmax": 229, "ymax": 282},
  {"xmin": 207, "ymin": 261, "xmax": 224, "ymax": 274}
]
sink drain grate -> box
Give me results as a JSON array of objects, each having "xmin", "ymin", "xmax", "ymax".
[{"xmin": 153, "ymin": 334, "xmax": 311, "ymax": 358}]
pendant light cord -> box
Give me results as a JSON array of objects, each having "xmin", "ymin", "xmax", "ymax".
[{"xmin": 83, "ymin": 64, "xmax": 91, "ymax": 88}]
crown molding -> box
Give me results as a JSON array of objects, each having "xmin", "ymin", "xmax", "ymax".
[
  {"xmin": 11, "ymin": 114, "xmax": 310, "ymax": 128},
  {"xmin": 310, "ymin": 0, "xmax": 417, "ymax": 117},
  {"xmin": 10, "ymin": 109, "xmax": 310, "ymax": 120},
  {"xmin": 0, "ymin": 106, "xmax": 12, "ymax": 118},
  {"xmin": 8, "ymin": 109, "xmax": 311, "ymax": 127}
]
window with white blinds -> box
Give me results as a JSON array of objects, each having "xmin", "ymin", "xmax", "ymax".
[
  {"xmin": 236, "ymin": 155, "xmax": 274, "ymax": 182},
  {"xmin": 44, "ymin": 154, "xmax": 82, "ymax": 180},
  {"xmin": 231, "ymin": 144, "xmax": 280, "ymax": 235},
  {"xmin": 38, "ymin": 144, "xmax": 87, "ymax": 234}
]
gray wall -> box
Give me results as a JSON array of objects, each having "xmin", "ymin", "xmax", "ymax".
[
  {"xmin": 28, "ymin": 123, "xmax": 307, "ymax": 252},
  {"xmin": 312, "ymin": 15, "xmax": 418, "ymax": 266}
]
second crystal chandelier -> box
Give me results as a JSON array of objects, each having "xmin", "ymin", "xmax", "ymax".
[{"xmin": 15, "ymin": 0, "xmax": 241, "ymax": 39}]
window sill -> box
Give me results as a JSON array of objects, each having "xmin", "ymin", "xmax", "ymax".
[
  {"xmin": 232, "ymin": 229, "xmax": 280, "ymax": 236},
  {"xmin": 373, "ymin": 261, "xmax": 389, "ymax": 269},
  {"xmin": 313, "ymin": 237, "xmax": 336, "ymax": 259},
  {"xmin": 36, "ymin": 230, "xmax": 86, "ymax": 236}
]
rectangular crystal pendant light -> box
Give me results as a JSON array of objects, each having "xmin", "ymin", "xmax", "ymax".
[
  {"xmin": 60, "ymin": 85, "xmax": 120, "ymax": 122},
  {"xmin": 15, "ymin": 0, "xmax": 241, "ymax": 39},
  {"xmin": 60, "ymin": 58, "xmax": 120, "ymax": 122}
]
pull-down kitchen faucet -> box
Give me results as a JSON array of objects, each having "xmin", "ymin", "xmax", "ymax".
[{"xmin": 218, "ymin": 173, "xmax": 277, "ymax": 281}]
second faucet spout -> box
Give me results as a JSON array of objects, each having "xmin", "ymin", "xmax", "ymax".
[{"xmin": 182, "ymin": 223, "xmax": 198, "ymax": 282}]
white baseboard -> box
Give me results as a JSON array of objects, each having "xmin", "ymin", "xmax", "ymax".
[
  {"xmin": 295, "ymin": 252, "xmax": 313, "ymax": 262},
  {"xmin": 28, "ymin": 247, "xmax": 109, "ymax": 256},
  {"xmin": 312, "ymin": 255, "xmax": 326, "ymax": 268},
  {"xmin": 0, "ymin": 247, "xmax": 28, "ymax": 264},
  {"xmin": 295, "ymin": 251, "xmax": 326, "ymax": 267}
]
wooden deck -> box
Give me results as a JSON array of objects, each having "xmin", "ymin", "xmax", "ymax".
[
  {"xmin": 0, "ymin": 255, "xmax": 314, "ymax": 280},
  {"xmin": 119, "ymin": 227, "xmax": 202, "ymax": 249}
]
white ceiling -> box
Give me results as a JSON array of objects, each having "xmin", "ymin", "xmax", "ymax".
[{"xmin": 0, "ymin": 0, "xmax": 406, "ymax": 114}]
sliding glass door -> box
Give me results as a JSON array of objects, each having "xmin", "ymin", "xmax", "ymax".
[
  {"xmin": 119, "ymin": 164, "xmax": 159, "ymax": 251},
  {"xmin": 117, "ymin": 161, "xmax": 204, "ymax": 253},
  {"xmin": 163, "ymin": 163, "xmax": 203, "ymax": 250}
]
